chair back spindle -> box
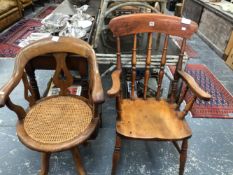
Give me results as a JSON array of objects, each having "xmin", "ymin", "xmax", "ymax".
[
  {"xmin": 177, "ymin": 39, "xmax": 186, "ymax": 70},
  {"xmin": 116, "ymin": 37, "xmax": 122, "ymax": 70},
  {"xmin": 131, "ymin": 34, "xmax": 137, "ymax": 99},
  {"xmin": 170, "ymin": 38, "xmax": 186, "ymax": 103},
  {"xmin": 143, "ymin": 32, "xmax": 153, "ymax": 99},
  {"xmin": 156, "ymin": 34, "xmax": 169, "ymax": 100},
  {"xmin": 109, "ymin": 13, "xmax": 198, "ymax": 100}
]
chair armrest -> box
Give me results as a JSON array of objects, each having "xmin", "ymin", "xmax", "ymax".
[
  {"xmin": 107, "ymin": 69, "xmax": 121, "ymax": 97},
  {"xmin": 177, "ymin": 70, "xmax": 211, "ymax": 101},
  {"xmin": 0, "ymin": 75, "xmax": 22, "ymax": 107},
  {"xmin": 92, "ymin": 73, "xmax": 104, "ymax": 104}
]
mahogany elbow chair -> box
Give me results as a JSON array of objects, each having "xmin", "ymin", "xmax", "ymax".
[
  {"xmin": 107, "ymin": 13, "xmax": 211, "ymax": 175},
  {"xmin": 0, "ymin": 37, "xmax": 104, "ymax": 175}
]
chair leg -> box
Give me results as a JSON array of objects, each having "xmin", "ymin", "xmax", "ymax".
[
  {"xmin": 40, "ymin": 153, "xmax": 51, "ymax": 175},
  {"xmin": 111, "ymin": 134, "xmax": 121, "ymax": 175},
  {"xmin": 71, "ymin": 147, "xmax": 86, "ymax": 175},
  {"xmin": 179, "ymin": 139, "xmax": 188, "ymax": 175}
]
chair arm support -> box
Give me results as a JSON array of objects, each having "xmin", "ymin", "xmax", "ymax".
[
  {"xmin": 0, "ymin": 92, "xmax": 7, "ymax": 107},
  {"xmin": 0, "ymin": 74, "xmax": 22, "ymax": 107},
  {"xmin": 177, "ymin": 70, "xmax": 211, "ymax": 101},
  {"xmin": 92, "ymin": 74, "xmax": 105, "ymax": 104},
  {"xmin": 107, "ymin": 70, "xmax": 121, "ymax": 97}
]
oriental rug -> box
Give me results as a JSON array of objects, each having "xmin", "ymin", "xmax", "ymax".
[
  {"xmin": 170, "ymin": 64, "xmax": 233, "ymax": 119},
  {"xmin": 35, "ymin": 5, "xmax": 57, "ymax": 19},
  {"xmin": 0, "ymin": 19, "xmax": 42, "ymax": 57},
  {"xmin": 0, "ymin": 5, "xmax": 57, "ymax": 58}
]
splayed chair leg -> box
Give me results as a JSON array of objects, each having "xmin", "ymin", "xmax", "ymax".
[
  {"xmin": 71, "ymin": 147, "xmax": 86, "ymax": 175},
  {"xmin": 111, "ymin": 134, "xmax": 121, "ymax": 175},
  {"xmin": 179, "ymin": 139, "xmax": 188, "ymax": 175},
  {"xmin": 40, "ymin": 152, "xmax": 51, "ymax": 175}
]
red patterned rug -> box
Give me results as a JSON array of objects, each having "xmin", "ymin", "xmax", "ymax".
[
  {"xmin": 170, "ymin": 64, "xmax": 233, "ymax": 119},
  {"xmin": 35, "ymin": 5, "xmax": 57, "ymax": 19},
  {"xmin": 175, "ymin": 39, "xmax": 199, "ymax": 58},
  {"xmin": 0, "ymin": 19, "xmax": 42, "ymax": 57},
  {"xmin": 0, "ymin": 5, "xmax": 58, "ymax": 58}
]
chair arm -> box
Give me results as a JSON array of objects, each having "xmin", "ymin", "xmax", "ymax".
[
  {"xmin": 0, "ymin": 74, "xmax": 22, "ymax": 107},
  {"xmin": 177, "ymin": 70, "xmax": 211, "ymax": 101},
  {"xmin": 92, "ymin": 73, "xmax": 105, "ymax": 104},
  {"xmin": 107, "ymin": 69, "xmax": 121, "ymax": 97}
]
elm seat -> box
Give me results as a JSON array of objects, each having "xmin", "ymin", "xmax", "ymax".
[
  {"xmin": 117, "ymin": 99, "xmax": 192, "ymax": 140},
  {"xmin": 23, "ymin": 96, "xmax": 92, "ymax": 144}
]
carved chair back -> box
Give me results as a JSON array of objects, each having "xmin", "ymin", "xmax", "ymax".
[{"xmin": 0, "ymin": 37, "xmax": 104, "ymax": 120}]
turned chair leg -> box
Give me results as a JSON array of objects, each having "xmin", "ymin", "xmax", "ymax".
[
  {"xmin": 111, "ymin": 134, "xmax": 121, "ymax": 175},
  {"xmin": 179, "ymin": 139, "xmax": 188, "ymax": 175},
  {"xmin": 40, "ymin": 153, "xmax": 51, "ymax": 175},
  {"xmin": 71, "ymin": 147, "xmax": 86, "ymax": 175}
]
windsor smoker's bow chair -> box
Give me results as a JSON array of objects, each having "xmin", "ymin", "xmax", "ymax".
[
  {"xmin": 107, "ymin": 13, "xmax": 211, "ymax": 175},
  {"xmin": 0, "ymin": 37, "xmax": 104, "ymax": 175}
]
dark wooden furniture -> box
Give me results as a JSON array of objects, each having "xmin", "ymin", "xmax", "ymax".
[
  {"xmin": 107, "ymin": 13, "xmax": 211, "ymax": 175},
  {"xmin": 25, "ymin": 1, "xmax": 98, "ymax": 100},
  {"xmin": 183, "ymin": 0, "xmax": 233, "ymax": 59},
  {"xmin": 0, "ymin": 0, "xmax": 22, "ymax": 32},
  {"xmin": 19, "ymin": 0, "xmax": 34, "ymax": 13},
  {"xmin": 0, "ymin": 37, "xmax": 104, "ymax": 175}
]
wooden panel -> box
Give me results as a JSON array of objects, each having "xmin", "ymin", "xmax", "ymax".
[
  {"xmin": 226, "ymin": 48, "xmax": 233, "ymax": 70},
  {"xmin": 224, "ymin": 31, "xmax": 233, "ymax": 59},
  {"xmin": 199, "ymin": 9, "xmax": 232, "ymax": 53},
  {"xmin": 182, "ymin": 0, "xmax": 203, "ymax": 24}
]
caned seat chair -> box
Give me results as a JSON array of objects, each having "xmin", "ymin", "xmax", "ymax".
[
  {"xmin": 0, "ymin": 37, "xmax": 104, "ymax": 175},
  {"xmin": 107, "ymin": 13, "xmax": 211, "ymax": 175}
]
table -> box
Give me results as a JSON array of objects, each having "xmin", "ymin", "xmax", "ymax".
[{"xmin": 25, "ymin": 0, "xmax": 100, "ymax": 100}]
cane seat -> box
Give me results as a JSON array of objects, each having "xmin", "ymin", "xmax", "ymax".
[{"xmin": 23, "ymin": 96, "xmax": 92, "ymax": 144}]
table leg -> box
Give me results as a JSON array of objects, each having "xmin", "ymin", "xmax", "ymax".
[
  {"xmin": 93, "ymin": 0, "xmax": 109, "ymax": 48},
  {"xmin": 25, "ymin": 64, "xmax": 40, "ymax": 100}
]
